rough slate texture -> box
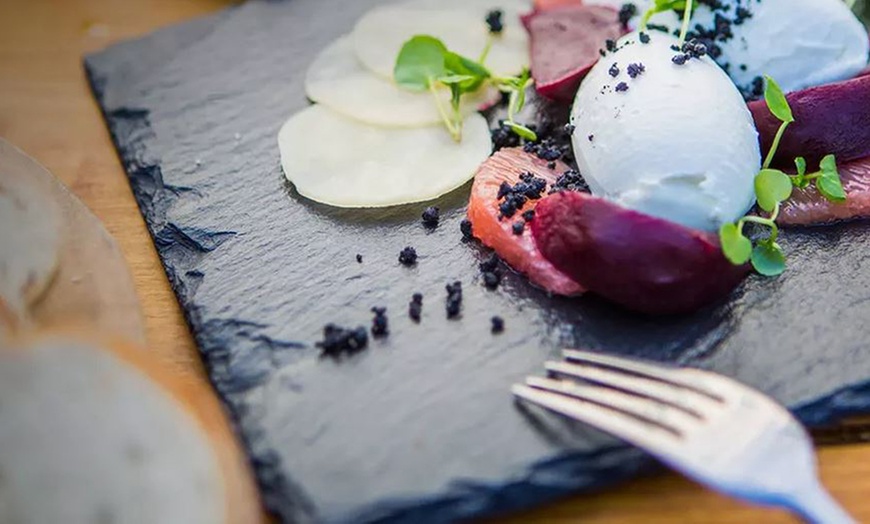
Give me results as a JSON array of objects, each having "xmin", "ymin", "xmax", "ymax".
[{"xmin": 85, "ymin": 1, "xmax": 870, "ymax": 522}]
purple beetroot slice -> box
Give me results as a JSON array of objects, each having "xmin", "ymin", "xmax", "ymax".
[
  {"xmin": 749, "ymin": 74, "xmax": 870, "ymax": 169},
  {"xmin": 527, "ymin": 5, "xmax": 626, "ymax": 104},
  {"xmin": 531, "ymin": 191, "xmax": 749, "ymax": 316}
]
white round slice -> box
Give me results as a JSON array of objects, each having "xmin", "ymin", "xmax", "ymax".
[
  {"xmin": 352, "ymin": 5, "xmax": 529, "ymax": 80},
  {"xmin": 306, "ymin": 36, "xmax": 500, "ymax": 127},
  {"xmin": 279, "ymin": 105, "xmax": 491, "ymax": 208},
  {"xmin": 0, "ymin": 337, "xmax": 225, "ymax": 524}
]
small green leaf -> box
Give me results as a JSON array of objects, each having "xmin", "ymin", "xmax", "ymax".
[
  {"xmin": 751, "ymin": 242, "xmax": 787, "ymax": 276},
  {"xmin": 504, "ymin": 122, "xmax": 538, "ymax": 141},
  {"xmin": 394, "ymin": 36, "xmax": 447, "ymax": 91},
  {"xmin": 755, "ymin": 169, "xmax": 793, "ymax": 212},
  {"xmin": 817, "ymin": 172, "xmax": 847, "ymax": 202},
  {"xmin": 719, "ymin": 223, "xmax": 752, "ymax": 265},
  {"xmin": 443, "ymin": 51, "xmax": 489, "ymax": 91},
  {"xmin": 794, "ymin": 157, "xmax": 806, "ymax": 177},
  {"xmin": 764, "ymin": 75, "xmax": 794, "ymax": 124},
  {"xmin": 819, "ymin": 154, "xmax": 838, "ymax": 174}
]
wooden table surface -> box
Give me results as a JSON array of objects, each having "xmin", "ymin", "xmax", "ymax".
[{"xmin": 2, "ymin": 1, "xmax": 869, "ymax": 522}]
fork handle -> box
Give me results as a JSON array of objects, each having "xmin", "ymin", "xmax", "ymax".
[{"xmin": 791, "ymin": 483, "xmax": 855, "ymax": 524}]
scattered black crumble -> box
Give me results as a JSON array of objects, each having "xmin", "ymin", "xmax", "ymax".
[
  {"xmin": 564, "ymin": 123, "xmax": 575, "ymax": 135},
  {"xmin": 486, "ymin": 9, "xmax": 504, "ymax": 34},
  {"xmin": 398, "ymin": 246, "xmax": 418, "ymax": 266},
  {"xmin": 522, "ymin": 209, "xmax": 535, "ymax": 222},
  {"xmin": 512, "ymin": 221, "xmax": 525, "ymax": 235},
  {"xmin": 670, "ymin": 44, "xmax": 680, "ymax": 52},
  {"xmin": 497, "ymin": 172, "xmax": 547, "ymax": 220},
  {"xmin": 409, "ymin": 293, "xmax": 424, "ymax": 322},
  {"xmin": 608, "ymin": 63, "xmax": 620, "ymax": 77},
  {"xmin": 479, "ymin": 254, "xmax": 502, "ymax": 289},
  {"xmin": 682, "ymin": 39, "xmax": 708, "ymax": 58},
  {"xmin": 460, "ymin": 218, "xmax": 474, "ymax": 240},
  {"xmin": 588, "ymin": 134, "xmax": 594, "ymax": 142},
  {"xmin": 446, "ymin": 281, "xmax": 463, "ymax": 319},
  {"xmin": 491, "ymin": 316, "xmax": 505, "ymax": 334},
  {"xmin": 599, "ymin": 48, "xmax": 607, "ymax": 57},
  {"xmin": 646, "ymin": 23, "xmax": 669, "ymax": 33},
  {"xmin": 672, "ymin": 54, "xmax": 689, "ymax": 66},
  {"xmin": 626, "ymin": 63, "xmax": 645, "ymax": 78},
  {"xmin": 743, "ymin": 75, "xmax": 765, "ymax": 100},
  {"xmin": 491, "ymin": 122, "xmax": 523, "ymax": 152},
  {"xmin": 547, "ymin": 161, "xmax": 556, "ymax": 170},
  {"xmin": 605, "ymin": 39, "xmax": 617, "ymax": 52},
  {"xmin": 615, "ymin": 82, "xmax": 629, "ymax": 92},
  {"xmin": 618, "ymin": 3, "xmax": 637, "ymax": 29},
  {"xmin": 639, "ymin": 31, "xmax": 651, "ymax": 44},
  {"xmin": 317, "ymin": 324, "xmax": 368, "ymax": 357},
  {"xmin": 412, "ymin": 292, "xmax": 424, "ymax": 303},
  {"xmin": 356, "ymin": 254, "xmax": 363, "ymax": 263},
  {"xmin": 483, "ymin": 271, "xmax": 502, "ymax": 290},
  {"xmin": 739, "ymin": 63, "xmax": 748, "ymax": 72},
  {"xmin": 549, "ymin": 169, "xmax": 590, "ymax": 194},
  {"xmin": 421, "ymin": 206, "xmax": 440, "ymax": 228},
  {"xmin": 371, "ymin": 307, "xmax": 389, "ymax": 337}
]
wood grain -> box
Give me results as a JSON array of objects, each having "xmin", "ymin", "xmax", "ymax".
[{"xmin": 1, "ymin": 1, "xmax": 868, "ymax": 522}]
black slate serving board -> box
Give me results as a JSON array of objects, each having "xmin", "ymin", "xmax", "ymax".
[{"xmin": 85, "ymin": 1, "xmax": 870, "ymax": 522}]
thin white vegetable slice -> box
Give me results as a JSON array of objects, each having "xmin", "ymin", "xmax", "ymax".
[
  {"xmin": 278, "ymin": 105, "xmax": 491, "ymax": 208},
  {"xmin": 305, "ymin": 36, "xmax": 499, "ymax": 128},
  {"xmin": 399, "ymin": 0, "xmax": 531, "ymax": 12},
  {"xmin": 352, "ymin": 5, "xmax": 529, "ymax": 80}
]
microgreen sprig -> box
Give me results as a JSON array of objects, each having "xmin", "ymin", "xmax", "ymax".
[
  {"xmin": 719, "ymin": 77, "xmax": 847, "ymax": 277},
  {"xmin": 640, "ymin": 0, "xmax": 695, "ymax": 46},
  {"xmin": 394, "ymin": 31, "xmax": 536, "ymax": 142}
]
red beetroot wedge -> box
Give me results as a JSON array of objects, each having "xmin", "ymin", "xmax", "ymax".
[
  {"xmin": 779, "ymin": 156, "xmax": 870, "ymax": 226},
  {"xmin": 750, "ymin": 75, "xmax": 870, "ymax": 169},
  {"xmin": 467, "ymin": 148, "xmax": 584, "ymax": 296},
  {"xmin": 526, "ymin": 5, "xmax": 626, "ymax": 103},
  {"xmin": 531, "ymin": 191, "xmax": 749, "ymax": 315}
]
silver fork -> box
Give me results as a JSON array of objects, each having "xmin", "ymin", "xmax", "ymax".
[{"xmin": 512, "ymin": 350, "xmax": 855, "ymax": 524}]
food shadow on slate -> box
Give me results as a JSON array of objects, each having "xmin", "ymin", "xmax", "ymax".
[{"xmin": 83, "ymin": 1, "xmax": 870, "ymax": 522}]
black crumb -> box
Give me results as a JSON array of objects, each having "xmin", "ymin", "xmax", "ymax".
[
  {"xmin": 605, "ymin": 39, "xmax": 617, "ymax": 52},
  {"xmin": 480, "ymin": 254, "xmax": 502, "ymax": 290},
  {"xmin": 460, "ymin": 218, "xmax": 474, "ymax": 240},
  {"xmin": 446, "ymin": 281, "xmax": 463, "ymax": 319},
  {"xmin": 399, "ymin": 246, "xmax": 418, "ymax": 266},
  {"xmin": 615, "ymin": 82, "xmax": 629, "ymax": 92},
  {"xmin": 522, "ymin": 209, "xmax": 535, "ymax": 222},
  {"xmin": 588, "ymin": 134, "xmax": 594, "ymax": 142},
  {"xmin": 409, "ymin": 293, "xmax": 423, "ymax": 322},
  {"xmin": 371, "ymin": 307, "xmax": 388, "ymax": 337},
  {"xmin": 618, "ymin": 3, "xmax": 637, "ymax": 29},
  {"xmin": 486, "ymin": 9, "xmax": 504, "ymax": 34},
  {"xmin": 483, "ymin": 271, "xmax": 502, "ymax": 290},
  {"xmin": 317, "ymin": 324, "xmax": 368, "ymax": 357},
  {"xmin": 672, "ymin": 54, "xmax": 688, "ymax": 65},
  {"xmin": 356, "ymin": 254, "xmax": 363, "ymax": 263},
  {"xmin": 479, "ymin": 253, "xmax": 500, "ymax": 273},
  {"xmin": 491, "ymin": 316, "xmax": 505, "ymax": 334},
  {"xmin": 421, "ymin": 206, "xmax": 440, "ymax": 228},
  {"xmin": 549, "ymin": 168, "xmax": 590, "ymax": 194},
  {"xmin": 627, "ymin": 63, "xmax": 645, "ymax": 78},
  {"xmin": 564, "ymin": 123, "xmax": 575, "ymax": 135},
  {"xmin": 608, "ymin": 63, "xmax": 620, "ymax": 77},
  {"xmin": 639, "ymin": 31, "xmax": 651, "ymax": 44},
  {"xmin": 547, "ymin": 161, "xmax": 556, "ymax": 170},
  {"xmin": 512, "ymin": 221, "xmax": 525, "ymax": 235}
]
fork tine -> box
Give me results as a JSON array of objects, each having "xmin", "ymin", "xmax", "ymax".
[
  {"xmin": 512, "ymin": 383, "xmax": 682, "ymax": 458},
  {"xmin": 563, "ymin": 349, "xmax": 724, "ymax": 400},
  {"xmin": 525, "ymin": 376, "xmax": 699, "ymax": 434},
  {"xmin": 545, "ymin": 361, "xmax": 722, "ymax": 417}
]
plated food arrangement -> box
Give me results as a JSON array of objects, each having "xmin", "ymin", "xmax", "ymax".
[{"xmin": 279, "ymin": 0, "xmax": 870, "ymax": 323}]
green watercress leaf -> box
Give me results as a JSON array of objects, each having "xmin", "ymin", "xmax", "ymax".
[
  {"xmin": 764, "ymin": 75, "xmax": 794, "ymax": 124},
  {"xmin": 719, "ymin": 223, "xmax": 752, "ymax": 265},
  {"xmin": 394, "ymin": 36, "xmax": 447, "ymax": 91},
  {"xmin": 751, "ymin": 241, "xmax": 787, "ymax": 276},
  {"xmin": 438, "ymin": 74, "xmax": 476, "ymax": 85},
  {"xmin": 816, "ymin": 154, "xmax": 847, "ymax": 202},
  {"xmin": 755, "ymin": 168, "xmax": 793, "ymax": 212},
  {"xmin": 443, "ymin": 51, "xmax": 489, "ymax": 91},
  {"xmin": 504, "ymin": 122, "xmax": 538, "ymax": 141},
  {"xmin": 794, "ymin": 156, "xmax": 807, "ymax": 177}
]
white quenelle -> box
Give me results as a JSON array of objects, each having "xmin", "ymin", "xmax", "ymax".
[
  {"xmin": 279, "ymin": 105, "xmax": 491, "ymax": 208},
  {"xmin": 571, "ymin": 33, "xmax": 761, "ymax": 231},
  {"xmin": 305, "ymin": 36, "xmax": 499, "ymax": 128},
  {"xmin": 352, "ymin": 5, "xmax": 529, "ymax": 80}
]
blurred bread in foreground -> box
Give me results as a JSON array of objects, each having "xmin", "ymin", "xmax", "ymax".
[{"xmin": 0, "ymin": 333, "xmax": 261, "ymax": 524}]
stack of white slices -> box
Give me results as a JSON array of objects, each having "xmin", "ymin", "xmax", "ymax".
[{"xmin": 279, "ymin": 0, "xmax": 531, "ymax": 208}]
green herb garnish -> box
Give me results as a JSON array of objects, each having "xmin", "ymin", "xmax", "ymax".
[
  {"xmin": 394, "ymin": 33, "xmax": 536, "ymax": 142},
  {"xmin": 719, "ymin": 76, "xmax": 847, "ymax": 277},
  {"xmin": 640, "ymin": 0, "xmax": 695, "ymax": 46}
]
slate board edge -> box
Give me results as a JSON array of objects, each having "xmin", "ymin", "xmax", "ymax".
[{"xmin": 81, "ymin": 11, "xmax": 870, "ymax": 524}]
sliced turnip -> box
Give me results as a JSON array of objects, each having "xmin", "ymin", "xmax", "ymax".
[
  {"xmin": 532, "ymin": 191, "xmax": 749, "ymax": 315},
  {"xmin": 278, "ymin": 105, "xmax": 491, "ymax": 208},
  {"xmin": 526, "ymin": 5, "xmax": 626, "ymax": 103},
  {"xmin": 352, "ymin": 5, "xmax": 529, "ymax": 80},
  {"xmin": 750, "ymin": 75, "xmax": 870, "ymax": 169},
  {"xmin": 305, "ymin": 37, "xmax": 499, "ymax": 128}
]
